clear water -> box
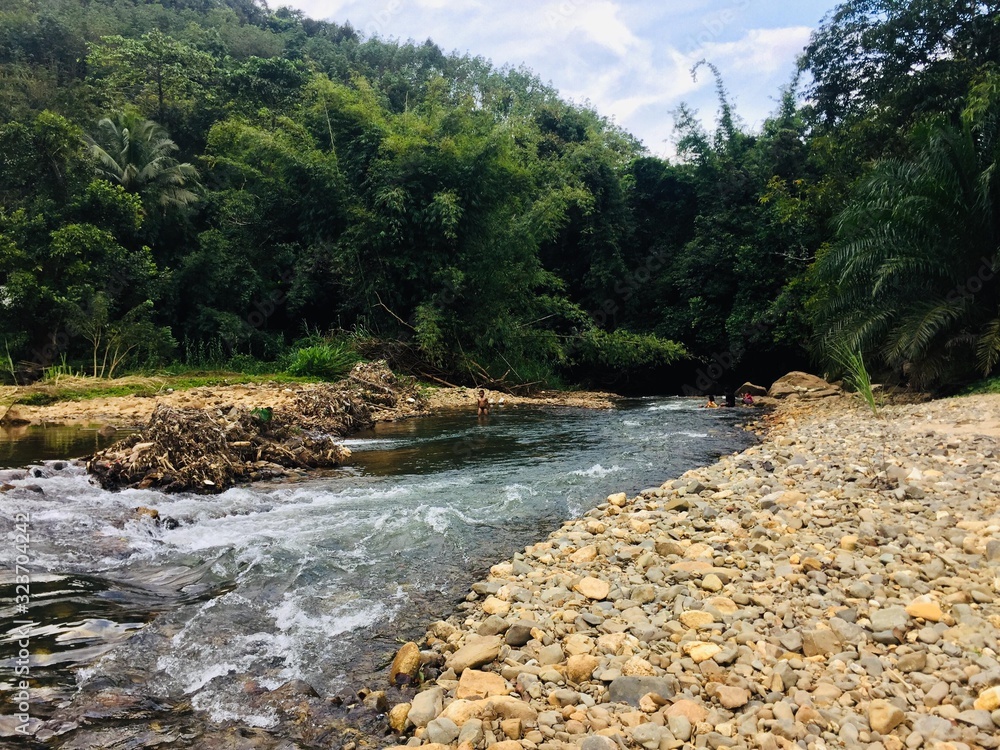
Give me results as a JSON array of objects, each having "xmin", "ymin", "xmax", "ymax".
[
  {"xmin": 0, "ymin": 424, "xmax": 125, "ymax": 469},
  {"xmin": 0, "ymin": 398, "xmax": 753, "ymax": 727}
]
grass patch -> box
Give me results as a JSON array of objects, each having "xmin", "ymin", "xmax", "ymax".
[
  {"xmin": 958, "ymin": 376, "xmax": 1000, "ymax": 395},
  {"xmin": 287, "ymin": 343, "xmax": 359, "ymax": 381},
  {"xmin": 829, "ymin": 344, "xmax": 880, "ymax": 416},
  {"xmin": 2, "ymin": 371, "xmax": 315, "ymax": 408}
]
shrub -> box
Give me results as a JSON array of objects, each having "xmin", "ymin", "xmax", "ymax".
[{"xmin": 286, "ymin": 343, "xmax": 359, "ymax": 381}]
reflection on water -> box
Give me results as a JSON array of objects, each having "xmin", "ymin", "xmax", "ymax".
[{"xmin": 0, "ymin": 424, "xmax": 126, "ymax": 468}]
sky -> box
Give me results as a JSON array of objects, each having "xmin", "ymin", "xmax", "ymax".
[{"xmin": 281, "ymin": 0, "xmax": 838, "ymax": 157}]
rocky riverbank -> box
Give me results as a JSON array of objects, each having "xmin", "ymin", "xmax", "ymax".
[{"xmin": 381, "ymin": 391, "xmax": 1000, "ymax": 750}]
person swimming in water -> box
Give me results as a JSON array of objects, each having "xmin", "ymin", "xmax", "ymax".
[{"xmin": 476, "ymin": 389, "xmax": 490, "ymax": 416}]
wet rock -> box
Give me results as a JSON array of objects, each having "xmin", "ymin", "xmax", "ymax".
[{"xmin": 390, "ymin": 642, "xmax": 422, "ymax": 686}]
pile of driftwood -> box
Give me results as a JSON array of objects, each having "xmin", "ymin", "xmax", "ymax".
[{"xmin": 88, "ymin": 362, "xmax": 423, "ymax": 494}]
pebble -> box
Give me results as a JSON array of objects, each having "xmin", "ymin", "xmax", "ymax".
[{"xmin": 394, "ymin": 393, "xmax": 1000, "ymax": 750}]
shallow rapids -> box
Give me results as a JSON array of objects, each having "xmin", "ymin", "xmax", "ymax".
[{"xmin": 1, "ymin": 398, "xmax": 754, "ymax": 732}]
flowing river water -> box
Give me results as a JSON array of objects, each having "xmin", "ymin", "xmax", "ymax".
[{"xmin": 0, "ymin": 398, "xmax": 755, "ymax": 745}]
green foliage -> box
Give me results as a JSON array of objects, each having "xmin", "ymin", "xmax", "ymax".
[
  {"xmin": 4, "ymin": 0, "xmax": 998, "ymax": 392},
  {"xmin": 827, "ymin": 343, "xmax": 879, "ymax": 417},
  {"xmin": 85, "ymin": 112, "xmax": 200, "ymax": 209},
  {"xmin": 812, "ymin": 77, "xmax": 1000, "ymax": 388},
  {"xmin": 574, "ymin": 329, "xmax": 687, "ymax": 371},
  {"xmin": 286, "ymin": 343, "xmax": 359, "ymax": 381}
]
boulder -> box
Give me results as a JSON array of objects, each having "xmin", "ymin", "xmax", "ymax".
[
  {"xmin": 768, "ymin": 371, "xmax": 841, "ymax": 399},
  {"xmin": 737, "ymin": 381, "xmax": 768, "ymax": 397},
  {"xmin": 574, "ymin": 576, "xmax": 611, "ymax": 600},
  {"xmin": 389, "ymin": 642, "xmax": 422, "ymax": 685}
]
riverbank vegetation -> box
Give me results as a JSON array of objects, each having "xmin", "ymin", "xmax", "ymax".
[{"xmin": 1, "ymin": 0, "xmax": 998, "ymax": 392}]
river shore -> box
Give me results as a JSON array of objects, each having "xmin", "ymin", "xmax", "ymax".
[
  {"xmin": 0, "ymin": 381, "xmax": 618, "ymax": 429},
  {"xmin": 384, "ymin": 392, "xmax": 1000, "ymax": 750}
]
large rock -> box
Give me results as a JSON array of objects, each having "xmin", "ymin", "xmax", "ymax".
[
  {"xmin": 869, "ymin": 699, "xmax": 906, "ymax": 734},
  {"xmin": 389, "ymin": 641, "xmax": 422, "ymax": 685},
  {"xmin": 738, "ymin": 381, "xmax": 768, "ymax": 397},
  {"xmin": 504, "ymin": 620, "xmax": 537, "ymax": 647},
  {"xmin": 565, "ymin": 654, "xmax": 600, "ymax": 684},
  {"xmin": 445, "ymin": 636, "xmax": 502, "ymax": 674},
  {"xmin": 768, "ymin": 371, "xmax": 841, "ymax": 399}
]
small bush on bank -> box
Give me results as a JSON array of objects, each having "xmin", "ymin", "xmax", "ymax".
[{"xmin": 286, "ymin": 343, "xmax": 359, "ymax": 381}]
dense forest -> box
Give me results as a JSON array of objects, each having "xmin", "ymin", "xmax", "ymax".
[{"xmin": 1, "ymin": 0, "xmax": 998, "ymax": 392}]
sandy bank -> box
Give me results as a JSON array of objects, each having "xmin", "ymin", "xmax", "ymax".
[
  {"xmin": 0, "ymin": 381, "xmax": 618, "ymax": 429},
  {"xmin": 379, "ymin": 392, "xmax": 1000, "ymax": 750}
]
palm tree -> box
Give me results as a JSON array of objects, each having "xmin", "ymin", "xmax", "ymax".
[
  {"xmin": 85, "ymin": 112, "xmax": 199, "ymax": 209},
  {"xmin": 814, "ymin": 85, "xmax": 1000, "ymax": 387}
]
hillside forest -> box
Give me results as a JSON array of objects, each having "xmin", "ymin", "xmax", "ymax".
[{"xmin": 1, "ymin": 0, "xmax": 999, "ymax": 393}]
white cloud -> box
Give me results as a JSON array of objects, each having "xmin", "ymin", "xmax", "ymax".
[
  {"xmin": 279, "ymin": 1, "xmax": 829, "ymax": 155},
  {"xmin": 698, "ymin": 26, "xmax": 813, "ymax": 73}
]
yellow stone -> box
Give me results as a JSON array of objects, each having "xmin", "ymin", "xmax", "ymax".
[
  {"xmin": 679, "ymin": 611, "xmax": 715, "ymax": 630},
  {"xmin": 705, "ymin": 596, "xmax": 739, "ymax": 616},
  {"xmin": 565, "ymin": 654, "xmax": 600, "ymax": 683},
  {"xmin": 681, "ymin": 641, "xmax": 722, "ymax": 663},
  {"xmin": 483, "ymin": 596, "xmax": 511, "ymax": 616},
  {"xmin": 456, "ymin": 669, "xmax": 510, "ymax": 700},
  {"xmin": 388, "ymin": 703, "xmax": 410, "ymax": 732},
  {"xmin": 630, "ymin": 519, "xmax": 651, "ymax": 534},
  {"xmin": 684, "ymin": 543, "xmax": 714, "ymax": 559},
  {"xmin": 665, "ymin": 699, "xmax": 708, "ymax": 724},
  {"xmin": 574, "ymin": 576, "xmax": 611, "ymax": 600},
  {"xmin": 389, "ymin": 642, "xmax": 422, "ymax": 685},
  {"xmin": 622, "ymin": 656, "xmax": 656, "ymax": 676},
  {"xmin": 905, "ymin": 595, "xmax": 945, "ymax": 622},
  {"xmin": 608, "ymin": 492, "xmax": 628, "ymax": 506},
  {"xmin": 570, "ymin": 545, "xmax": 598, "ymax": 563},
  {"xmin": 700, "ymin": 574, "xmax": 724, "ymax": 592},
  {"xmin": 564, "ymin": 633, "xmax": 594, "ymax": 655},
  {"xmin": 840, "ymin": 535, "xmax": 859, "ymax": 551},
  {"xmin": 974, "ymin": 686, "xmax": 1000, "ymax": 711}
]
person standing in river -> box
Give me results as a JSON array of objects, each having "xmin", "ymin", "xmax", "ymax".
[{"xmin": 476, "ymin": 389, "xmax": 490, "ymax": 417}]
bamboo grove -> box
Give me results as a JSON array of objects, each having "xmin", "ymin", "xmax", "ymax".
[{"xmin": 2, "ymin": 0, "xmax": 999, "ymax": 390}]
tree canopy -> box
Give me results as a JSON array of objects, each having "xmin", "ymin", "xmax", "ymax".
[{"xmin": 1, "ymin": 0, "xmax": 999, "ymax": 390}]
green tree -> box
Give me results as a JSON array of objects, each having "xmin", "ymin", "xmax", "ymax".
[
  {"xmin": 813, "ymin": 77, "xmax": 1000, "ymax": 387},
  {"xmin": 84, "ymin": 112, "xmax": 200, "ymax": 210},
  {"xmin": 86, "ymin": 30, "xmax": 217, "ymax": 124}
]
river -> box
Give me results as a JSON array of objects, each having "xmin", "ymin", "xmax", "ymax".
[{"xmin": 0, "ymin": 398, "xmax": 754, "ymax": 744}]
